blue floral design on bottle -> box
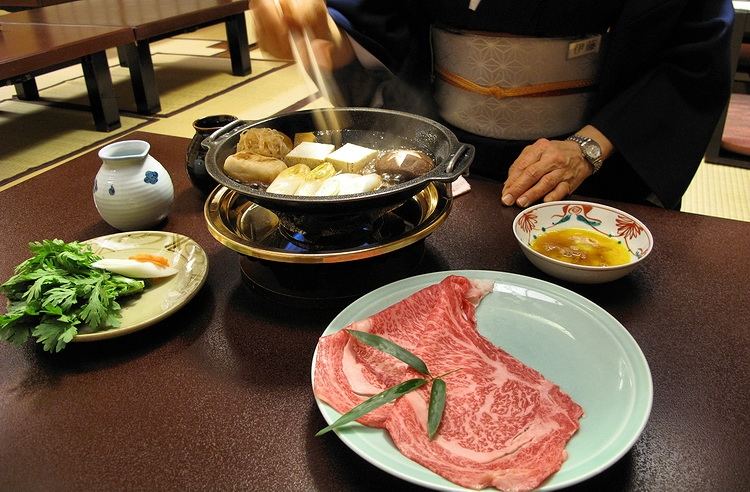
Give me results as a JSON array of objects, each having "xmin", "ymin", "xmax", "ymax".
[
  {"xmin": 108, "ymin": 184, "xmax": 115, "ymax": 196},
  {"xmin": 144, "ymin": 171, "xmax": 159, "ymax": 184},
  {"xmin": 93, "ymin": 180, "xmax": 98, "ymax": 193}
]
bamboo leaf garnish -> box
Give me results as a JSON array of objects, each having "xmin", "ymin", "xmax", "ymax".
[
  {"xmin": 317, "ymin": 331, "xmax": 462, "ymax": 438},
  {"xmin": 427, "ymin": 378, "xmax": 446, "ymax": 440},
  {"xmin": 347, "ymin": 329, "xmax": 430, "ymax": 376},
  {"xmin": 316, "ymin": 378, "xmax": 428, "ymax": 436}
]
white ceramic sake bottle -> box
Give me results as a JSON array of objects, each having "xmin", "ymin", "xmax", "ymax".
[{"xmin": 93, "ymin": 140, "xmax": 174, "ymax": 231}]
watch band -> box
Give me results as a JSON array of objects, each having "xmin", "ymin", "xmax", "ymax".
[{"xmin": 566, "ymin": 134, "xmax": 603, "ymax": 174}]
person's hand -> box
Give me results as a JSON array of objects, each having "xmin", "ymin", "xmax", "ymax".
[
  {"xmin": 501, "ymin": 126, "xmax": 613, "ymax": 207},
  {"xmin": 252, "ymin": 0, "xmax": 355, "ymax": 71},
  {"xmin": 500, "ymin": 138, "xmax": 593, "ymax": 207}
]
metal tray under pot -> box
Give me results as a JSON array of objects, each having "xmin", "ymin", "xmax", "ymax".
[{"xmin": 202, "ymin": 107, "xmax": 474, "ymax": 240}]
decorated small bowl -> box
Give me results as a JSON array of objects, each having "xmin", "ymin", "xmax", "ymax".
[{"xmin": 512, "ymin": 201, "xmax": 653, "ymax": 284}]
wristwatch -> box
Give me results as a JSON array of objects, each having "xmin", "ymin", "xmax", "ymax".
[{"xmin": 566, "ymin": 134, "xmax": 603, "ymax": 174}]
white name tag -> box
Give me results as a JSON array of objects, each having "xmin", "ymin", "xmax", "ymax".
[{"xmin": 567, "ymin": 35, "xmax": 602, "ymax": 59}]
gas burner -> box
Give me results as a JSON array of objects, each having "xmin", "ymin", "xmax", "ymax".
[
  {"xmin": 204, "ymin": 182, "xmax": 452, "ymax": 306},
  {"xmin": 239, "ymin": 241, "xmax": 426, "ymax": 308},
  {"xmin": 205, "ymin": 182, "xmax": 451, "ymax": 263},
  {"xmin": 279, "ymin": 222, "xmax": 377, "ymax": 251}
]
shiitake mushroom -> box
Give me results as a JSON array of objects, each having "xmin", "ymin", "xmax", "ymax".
[{"xmin": 371, "ymin": 149, "xmax": 434, "ymax": 181}]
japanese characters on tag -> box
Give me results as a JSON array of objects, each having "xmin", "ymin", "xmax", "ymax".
[{"xmin": 568, "ymin": 35, "xmax": 602, "ymax": 59}]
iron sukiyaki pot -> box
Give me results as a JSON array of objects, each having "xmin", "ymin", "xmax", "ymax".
[{"xmin": 203, "ymin": 107, "xmax": 474, "ymax": 236}]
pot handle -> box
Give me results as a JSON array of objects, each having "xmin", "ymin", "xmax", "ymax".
[
  {"xmin": 201, "ymin": 119, "xmax": 250, "ymax": 150},
  {"xmin": 431, "ymin": 143, "xmax": 475, "ymax": 182}
]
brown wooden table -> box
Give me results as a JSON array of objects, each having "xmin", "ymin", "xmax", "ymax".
[
  {"xmin": 0, "ymin": 0, "xmax": 72, "ymax": 9},
  {"xmin": 1, "ymin": 0, "xmax": 251, "ymax": 114},
  {"xmin": 1, "ymin": 131, "xmax": 749, "ymax": 491},
  {"xmin": 0, "ymin": 23, "xmax": 133, "ymax": 130}
]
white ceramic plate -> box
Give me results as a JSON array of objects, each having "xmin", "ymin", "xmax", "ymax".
[
  {"xmin": 74, "ymin": 231, "xmax": 209, "ymax": 341},
  {"xmin": 312, "ymin": 270, "xmax": 652, "ymax": 490}
]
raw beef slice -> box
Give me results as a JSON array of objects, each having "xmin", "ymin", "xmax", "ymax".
[
  {"xmin": 314, "ymin": 275, "xmax": 583, "ymax": 491},
  {"xmin": 314, "ymin": 275, "xmax": 493, "ymax": 427}
]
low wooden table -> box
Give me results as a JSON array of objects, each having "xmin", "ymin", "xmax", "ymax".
[
  {"xmin": 1, "ymin": 0, "xmax": 251, "ymax": 114},
  {"xmin": 0, "ymin": 131, "xmax": 749, "ymax": 491},
  {"xmin": 0, "ymin": 0, "xmax": 72, "ymax": 10},
  {"xmin": 0, "ymin": 23, "xmax": 133, "ymax": 130}
]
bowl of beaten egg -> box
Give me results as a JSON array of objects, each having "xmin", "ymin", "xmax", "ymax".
[{"xmin": 512, "ymin": 201, "xmax": 653, "ymax": 284}]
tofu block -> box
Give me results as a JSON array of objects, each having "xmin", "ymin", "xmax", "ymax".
[
  {"xmin": 325, "ymin": 143, "xmax": 378, "ymax": 173},
  {"xmin": 284, "ymin": 141, "xmax": 335, "ymax": 167}
]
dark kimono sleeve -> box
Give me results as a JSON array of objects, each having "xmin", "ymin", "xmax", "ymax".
[
  {"xmin": 327, "ymin": 0, "xmax": 415, "ymax": 71},
  {"xmin": 590, "ymin": 0, "xmax": 734, "ymax": 209},
  {"xmin": 327, "ymin": 0, "xmax": 436, "ymax": 113}
]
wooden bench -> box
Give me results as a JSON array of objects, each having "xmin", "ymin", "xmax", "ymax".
[
  {"xmin": 0, "ymin": 22, "xmax": 133, "ymax": 130},
  {"xmin": 1, "ymin": 0, "xmax": 251, "ymax": 114}
]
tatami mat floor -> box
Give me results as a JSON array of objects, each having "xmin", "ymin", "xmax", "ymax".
[{"xmin": 2, "ymin": 11, "xmax": 750, "ymax": 221}]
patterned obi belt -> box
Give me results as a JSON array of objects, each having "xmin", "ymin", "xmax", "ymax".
[{"xmin": 431, "ymin": 26, "xmax": 605, "ymax": 140}]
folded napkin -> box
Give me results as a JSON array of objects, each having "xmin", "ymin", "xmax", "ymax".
[{"xmin": 451, "ymin": 176, "xmax": 472, "ymax": 197}]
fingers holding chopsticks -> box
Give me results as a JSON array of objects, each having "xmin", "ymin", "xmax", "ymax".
[
  {"xmin": 252, "ymin": 0, "xmax": 354, "ymax": 70},
  {"xmin": 252, "ymin": 0, "xmax": 293, "ymax": 59}
]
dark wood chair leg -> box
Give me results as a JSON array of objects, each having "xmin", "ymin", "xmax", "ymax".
[
  {"xmin": 124, "ymin": 41, "xmax": 161, "ymax": 114},
  {"xmin": 14, "ymin": 78, "xmax": 39, "ymax": 100},
  {"xmin": 81, "ymin": 51, "xmax": 121, "ymax": 132},
  {"xmin": 225, "ymin": 13, "xmax": 251, "ymax": 76}
]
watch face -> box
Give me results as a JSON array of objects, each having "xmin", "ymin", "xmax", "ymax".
[{"xmin": 583, "ymin": 142, "xmax": 602, "ymax": 159}]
